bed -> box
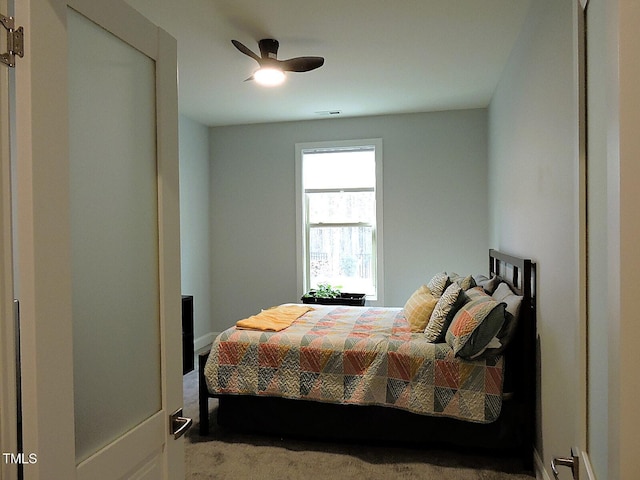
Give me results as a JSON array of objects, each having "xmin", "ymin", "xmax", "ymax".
[{"xmin": 199, "ymin": 249, "xmax": 536, "ymax": 466}]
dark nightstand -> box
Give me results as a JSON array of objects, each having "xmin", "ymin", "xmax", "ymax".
[{"xmin": 182, "ymin": 295, "xmax": 194, "ymax": 374}]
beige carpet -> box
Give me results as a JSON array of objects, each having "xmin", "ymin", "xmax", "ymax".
[{"xmin": 183, "ymin": 368, "xmax": 534, "ymax": 480}]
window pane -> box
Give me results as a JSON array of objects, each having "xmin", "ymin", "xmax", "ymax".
[
  {"xmin": 307, "ymin": 191, "xmax": 375, "ymax": 224},
  {"xmin": 303, "ymin": 149, "xmax": 375, "ymax": 189},
  {"xmin": 309, "ymin": 226, "xmax": 374, "ymax": 295}
]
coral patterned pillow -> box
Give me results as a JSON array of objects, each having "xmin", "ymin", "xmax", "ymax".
[
  {"xmin": 446, "ymin": 298, "xmax": 507, "ymax": 358},
  {"xmin": 465, "ymin": 286, "xmax": 491, "ymax": 301}
]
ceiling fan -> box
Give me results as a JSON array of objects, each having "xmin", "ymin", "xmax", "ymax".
[{"xmin": 231, "ymin": 38, "xmax": 325, "ymax": 86}]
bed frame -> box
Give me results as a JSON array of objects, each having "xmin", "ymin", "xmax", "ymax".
[{"xmin": 199, "ymin": 249, "xmax": 537, "ymax": 467}]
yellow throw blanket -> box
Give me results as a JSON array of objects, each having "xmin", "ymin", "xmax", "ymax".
[{"xmin": 235, "ymin": 305, "xmax": 313, "ymax": 332}]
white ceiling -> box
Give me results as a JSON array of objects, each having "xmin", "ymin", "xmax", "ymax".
[{"xmin": 124, "ymin": 0, "xmax": 532, "ymax": 127}]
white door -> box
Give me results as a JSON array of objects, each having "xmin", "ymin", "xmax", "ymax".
[
  {"xmin": 550, "ymin": 2, "xmax": 592, "ymax": 479},
  {"xmin": 13, "ymin": 0, "xmax": 185, "ymax": 478},
  {"xmin": 583, "ymin": 0, "xmax": 640, "ymax": 478},
  {"xmin": 0, "ymin": 1, "xmax": 19, "ymax": 480}
]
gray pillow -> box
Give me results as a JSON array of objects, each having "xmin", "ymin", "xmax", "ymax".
[
  {"xmin": 450, "ymin": 273, "xmax": 477, "ymax": 290},
  {"xmin": 477, "ymin": 274, "xmax": 502, "ymax": 294}
]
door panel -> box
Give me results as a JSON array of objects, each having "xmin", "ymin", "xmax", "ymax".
[
  {"xmin": 68, "ymin": 7, "xmax": 162, "ymax": 462},
  {"xmin": 14, "ymin": 0, "xmax": 182, "ymax": 477},
  {"xmin": 76, "ymin": 412, "xmax": 164, "ymax": 480}
]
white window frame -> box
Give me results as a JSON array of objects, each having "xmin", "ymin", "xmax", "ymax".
[{"xmin": 295, "ymin": 138, "xmax": 384, "ymax": 305}]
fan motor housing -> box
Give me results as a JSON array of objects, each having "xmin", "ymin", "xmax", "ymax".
[{"xmin": 259, "ymin": 39, "xmax": 279, "ymax": 59}]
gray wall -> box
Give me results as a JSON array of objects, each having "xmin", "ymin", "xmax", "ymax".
[
  {"xmin": 488, "ymin": 0, "xmax": 579, "ymax": 471},
  {"xmin": 179, "ymin": 115, "xmax": 212, "ymax": 346},
  {"xmin": 208, "ymin": 110, "xmax": 489, "ymax": 333}
]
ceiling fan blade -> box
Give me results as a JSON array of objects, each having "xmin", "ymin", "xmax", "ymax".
[
  {"xmin": 280, "ymin": 56, "xmax": 325, "ymax": 73},
  {"xmin": 231, "ymin": 40, "xmax": 260, "ymax": 62}
]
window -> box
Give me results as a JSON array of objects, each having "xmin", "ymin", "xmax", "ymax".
[{"xmin": 296, "ymin": 139, "xmax": 383, "ymax": 302}]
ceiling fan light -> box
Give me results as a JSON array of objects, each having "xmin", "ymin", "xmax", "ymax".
[{"xmin": 254, "ymin": 67, "xmax": 286, "ymax": 86}]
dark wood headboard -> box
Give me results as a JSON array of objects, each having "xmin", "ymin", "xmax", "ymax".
[
  {"xmin": 489, "ymin": 248, "xmax": 535, "ymax": 304},
  {"xmin": 489, "ymin": 249, "xmax": 536, "ymax": 452}
]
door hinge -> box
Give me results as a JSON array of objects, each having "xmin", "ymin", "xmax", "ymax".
[{"xmin": 1, "ymin": 13, "xmax": 24, "ymax": 68}]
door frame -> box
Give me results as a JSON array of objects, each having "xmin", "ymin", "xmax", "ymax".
[
  {"xmin": 576, "ymin": 0, "xmax": 608, "ymax": 478},
  {"xmin": 576, "ymin": 0, "xmax": 598, "ymax": 478},
  {"xmin": 577, "ymin": 0, "xmax": 589, "ymax": 473},
  {"xmin": 13, "ymin": 0, "xmax": 182, "ymax": 478},
  {"xmin": 1, "ymin": 1, "xmax": 19, "ymax": 479}
]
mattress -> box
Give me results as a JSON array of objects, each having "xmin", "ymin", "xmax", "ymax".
[{"xmin": 204, "ymin": 305, "xmax": 504, "ymax": 423}]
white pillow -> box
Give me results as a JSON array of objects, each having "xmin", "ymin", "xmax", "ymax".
[{"xmin": 492, "ymin": 282, "xmax": 523, "ymax": 318}]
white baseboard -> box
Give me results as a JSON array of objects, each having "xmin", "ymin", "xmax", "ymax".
[
  {"xmin": 194, "ymin": 332, "xmax": 218, "ymax": 352},
  {"xmin": 581, "ymin": 451, "xmax": 597, "ymax": 480},
  {"xmin": 534, "ymin": 448, "xmax": 552, "ymax": 480}
]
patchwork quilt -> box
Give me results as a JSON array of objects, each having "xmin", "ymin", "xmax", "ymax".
[{"xmin": 204, "ymin": 305, "xmax": 504, "ymax": 423}]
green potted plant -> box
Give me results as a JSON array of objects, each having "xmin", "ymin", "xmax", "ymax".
[{"xmin": 301, "ymin": 282, "xmax": 366, "ymax": 306}]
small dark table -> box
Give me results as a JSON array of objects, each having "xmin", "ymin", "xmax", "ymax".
[
  {"xmin": 301, "ymin": 292, "xmax": 366, "ymax": 306},
  {"xmin": 182, "ymin": 295, "xmax": 194, "ymax": 374}
]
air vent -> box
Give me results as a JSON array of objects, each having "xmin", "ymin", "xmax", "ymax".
[{"xmin": 315, "ymin": 110, "xmax": 342, "ymax": 116}]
